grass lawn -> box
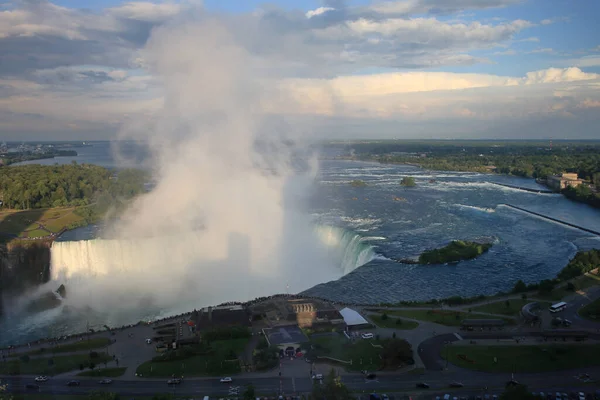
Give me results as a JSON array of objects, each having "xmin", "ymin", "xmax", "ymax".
[
  {"xmin": 0, "ymin": 207, "xmax": 86, "ymax": 240},
  {"xmin": 0, "ymin": 353, "xmax": 111, "ymax": 375},
  {"xmin": 24, "ymin": 228, "xmax": 49, "ymax": 238},
  {"xmin": 76, "ymin": 367, "xmax": 127, "ymax": 377},
  {"xmin": 15, "ymin": 338, "xmax": 112, "ymax": 357},
  {"xmin": 471, "ymin": 299, "xmax": 551, "ymax": 316},
  {"xmin": 309, "ymin": 334, "xmax": 383, "ymax": 372},
  {"xmin": 443, "ymin": 344, "xmax": 600, "ymax": 373},
  {"xmin": 385, "ymin": 309, "xmax": 512, "ymax": 327},
  {"xmin": 136, "ymin": 338, "xmax": 248, "ymax": 377},
  {"xmin": 368, "ymin": 314, "xmax": 419, "ymax": 330}
]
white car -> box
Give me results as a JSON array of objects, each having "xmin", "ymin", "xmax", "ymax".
[
  {"xmin": 145, "ymin": 338, "xmax": 152, "ymax": 344},
  {"xmin": 220, "ymin": 377, "xmax": 232, "ymax": 383},
  {"xmin": 34, "ymin": 376, "xmax": 48, "ymax": 382},
  {"xmin": 579, "ymin": 393, "xmax": 586, "ymax": 400},
  {"xmin": 312, "ymin": 374, "xmax": 323, "ymax": 380},
  {"xmin": 361, "ymin": 333, "xmax": 374, "ymax": 339}
]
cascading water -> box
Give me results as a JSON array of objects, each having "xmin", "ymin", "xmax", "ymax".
[
  {"xmin": 314, "ymin": 225, "xmax": 378, "ymax": 274},
  {"xmin": 50, "ymin": 225, "xmax": 376, "ymax": 282}
]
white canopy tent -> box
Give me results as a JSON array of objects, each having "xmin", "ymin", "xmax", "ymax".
[{"xmin": 339, "ymin": 307, "xmax": 369, "ymax": 326}]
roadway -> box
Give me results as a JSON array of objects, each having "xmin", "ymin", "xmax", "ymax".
[{"xmin": 3, "ymin": 371, "xmax": 599, "ymax": 398}]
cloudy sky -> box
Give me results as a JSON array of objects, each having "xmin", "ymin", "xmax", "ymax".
[{"xmin": 0, "ymin": 0, "xmax": 599, "ymax": 140}]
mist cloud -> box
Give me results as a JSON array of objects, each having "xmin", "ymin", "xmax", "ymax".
[{"xmin": 50, "ymin": 11, "xmax": 360, "ymax": 319}]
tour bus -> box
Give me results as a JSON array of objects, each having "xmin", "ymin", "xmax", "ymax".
[{"xmin": 549, "ymin": 302, "xmax": 567, "ymax": 313}]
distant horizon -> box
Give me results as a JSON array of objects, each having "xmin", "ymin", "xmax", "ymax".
[{"xmin": 5, "ymin": 138, "xmax": 600, "ymax": 144}]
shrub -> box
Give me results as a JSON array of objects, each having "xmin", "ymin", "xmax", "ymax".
[
  {"xmin": 381, "ymin": 313, "xmax": 388, "ymax": 321},
  {"xmin": 395, "ymin": 318, "xmax": 402, "ymax": 325},
  {"xmin": 89, "ymin": 351, "xmax": 99, "ymax": 359}
]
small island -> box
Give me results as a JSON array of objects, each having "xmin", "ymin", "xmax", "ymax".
[
  {"xmin": 350, "ymin": 179, "xmax": 367, "ymax": 187},
  {"xmin": 400, "ymin": 176, "xmax": 416, "ymax": 186},
  {"xmin": 418, "ymin": 240, "xmax": 492, "ymax": 264}
]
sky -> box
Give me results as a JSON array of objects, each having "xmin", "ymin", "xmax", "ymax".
[{"xmin": 0, "ymin": 0, "xmax": 599, "ymax": 140}]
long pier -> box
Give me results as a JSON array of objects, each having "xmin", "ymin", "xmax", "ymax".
[
  {"xmin": 490, "ymin": 182, "xmax": 554, "ymax": 194},
  {"xmin": 503, "ymin": 204, "xmax": 600, "ymax": 236}
]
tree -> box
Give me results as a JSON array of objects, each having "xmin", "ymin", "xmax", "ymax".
[
  {"xmin": 499, "ymin": 384, "xmax": 535, "ymax": 400},
  {"xmin": 381, "ymin": 338, "xmax": 413, "ymax": 368},
  {"xmin": 521, "ymin": 293, "xmax": 528, "ymax": 301},
  {"xmin": 505, "ymin": 300, "xmax": 510, "ymax": 308},
  {"xmin": 311, "ymin": 368, "xmax": 353, "ymax": 400},
  {"xmin": 0, "ymin": 380, "xmax": 13, "ymax": 400},
  {"xmin": 381, "ymin": 313, "xmax": 388, "ymax": 320},
  {"xmin": 513, "ymin": 280, "xmax": 527, "ymax": 293},
  {"xmin": 538, "ymin": 279, "xmax": 555, "ymax": 294},
  {"xmin": 243, "ymin": 384, "xmax": 256, "ymax": 400},
  {"xmin": 400, "ymin": 176, "xmax": 416, "ymax": 186}
]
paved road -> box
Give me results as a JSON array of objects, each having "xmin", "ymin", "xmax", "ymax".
[{"xmin": 4, "ymin": 371, "xmax": 599, "ymax": 398}]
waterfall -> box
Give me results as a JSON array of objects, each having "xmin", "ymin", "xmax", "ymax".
[
  {"xmin": 314, "ymin": 225, "xmax": 378, "ymax": 274},
  {"xmin": 51, "ymin": 225, "xmax": 377, "ymax": 282}
]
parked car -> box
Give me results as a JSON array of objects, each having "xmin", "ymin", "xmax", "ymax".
[
  {"xmin": 34, "ymin": 376, "xmax": 48, "ymax": 382},
  {"xmin": 66, "ymin": 380, "xmax": 80, "ymax": 387},
  {"xmin": 416, "ymin": 382, "xmax": 430, "ymax": 389},
  {"xmin": 219, "ymin": 377, "xmax": 233, "ymax": 383},
  {"xmin": 449, "ymin": 382, "xmax": 464, "ymax": 388},
  {"xmin": 99, "ymin": 379, "xmax": 113, "ymax": 384},
  {"xmin": 312, "ymin": 374, "xmax": 323, "ymax": 380},
  {"xmin": 361, "ymin": 333, "xmax": 374, "ymax": 339}
]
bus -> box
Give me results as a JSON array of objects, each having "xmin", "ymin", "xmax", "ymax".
[{"xmin": 549, "ymin": 302, "xmax": 567, "ymax": 313}]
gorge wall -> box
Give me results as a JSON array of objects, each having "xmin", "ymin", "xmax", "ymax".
[{"xmin": 0, "ymin": 241, "xmax": 52, "ymax": 314}]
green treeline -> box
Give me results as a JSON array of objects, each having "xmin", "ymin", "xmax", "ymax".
[
  {"xmin": 419, "ymin": 240, "xmax": 492, "ymax": 264},
  {"xmin": 0, "ymin": 164, "xmax": 148, "ymax": 210},
  {"xmin": 347, "ymin": 141, "xmax": 600, "ymax": 208}
]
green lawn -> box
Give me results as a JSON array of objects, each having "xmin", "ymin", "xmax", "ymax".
[
  {"xmin": 368, "ymin": 314, "xmax": 419, "ymax": 330},
  {"xmin": 471, "ymin": 299, "xmax": 551, "ymax": 316},
  {"xmin": 76, "ymin": 367, "xmax": 127, "ymax": 377},
  {"xmin": 579, "ymin": 297, "xmax": 600, "ymax": 320},
  {"xmin": 443, "ymin": 344, "xmax": 600, "ymax": 372},
  {"xmin": 0, "ymin": 207, "xmax": 86, "ymax": 240},
  {"xmin": 0, "ymin": 353, "xmax": 111, "ymax": 375},
  {"xmin": 385, "ymin": 309, "xmax": 511, "ymax": 327},
  {"xmin": 14, "ymin": 338, "xmax": 112, "ymax": 357},
  {"xmin": 309, "ymin": 334, "xmax": 383, "ymax": 372},
  {"xmin": 136, "ymin": 338, "xmax": 248, "ymax": 377},
  {"xmin": 25, "ymin": 228, "xmax": 49, "ymax": 238}
]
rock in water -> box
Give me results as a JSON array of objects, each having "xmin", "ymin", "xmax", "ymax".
[{"xmin": 56, "ymin": 284, "xmax": 67, "ymax": 298}]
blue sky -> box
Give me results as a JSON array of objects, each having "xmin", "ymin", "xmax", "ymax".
[{"xmin": 0, "ymin": 0, "xmax": 598, "ymax": 140}]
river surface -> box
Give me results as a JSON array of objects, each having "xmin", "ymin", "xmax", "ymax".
[{"xmin": 3, "ymin": 142, "xmax": 600, "ymax": 345}]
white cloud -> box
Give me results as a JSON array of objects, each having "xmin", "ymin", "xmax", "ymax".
[
  {"xmin": 540, "ymin": 19, "xmax": 553, "ymax": 25},
  {"xmin": 493, "ymin": 49, "xmax": 516, "ymax": 55},
  {"xmin": 523, "ymin": 67, "xmax": 598, "ymax": 85},
  {"xmin": 369, "ymin": 0, "xmax": 521, "ymax": 16},
  {"xmin": 108, "ymin": 2, "xmax": 187, "ymax": 22},
  {"xmin": 0, "ymin": 1, "xmax": 597, "ymax": 139},
  {"xmin": 306, "ymin": 7, "xmax": 334, "ymax": 18},
  {"xmin": 518, "ymin": 36, "xmax": 539, "ymax": 42},
  {"xmin": 529, "ymin": 47, "xmax": 554, "ymax": 54},
  {"xmin": 267, "ymin": 67, "xmax": 599, "ymax": 119},
  {"xmin": 567, "ymin": 56, "xmax": 600, "ymax": 68}
]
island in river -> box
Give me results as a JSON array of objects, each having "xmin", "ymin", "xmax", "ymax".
[{"xmin": 399, "ymin": 240, "xmax": 493, "ymax": 265}]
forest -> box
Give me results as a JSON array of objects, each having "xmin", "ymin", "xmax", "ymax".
[{"xmin": 0, "ymin": 163, "xmax": 148, "ymax": 210}]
